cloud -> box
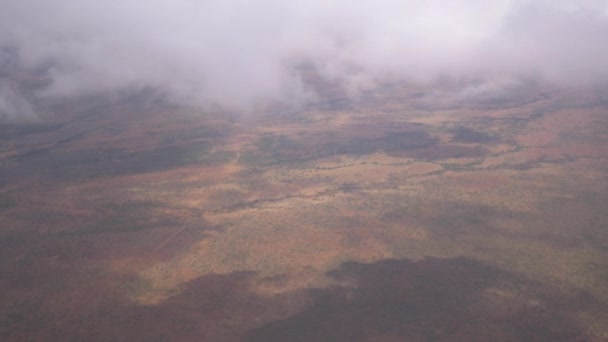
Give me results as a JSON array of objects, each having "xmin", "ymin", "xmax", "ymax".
[
  {"xmin": 0, "ymin": 79, "xmax": 38, "ymax": 123},
  {"xmin": 1, "ymin": 0, "xmax": 607, "ymax": 117}
]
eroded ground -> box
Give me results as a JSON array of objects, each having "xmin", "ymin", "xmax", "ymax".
[{"xmin": 1, "ymin": 83, "xmax": 608, "ymax": 341}]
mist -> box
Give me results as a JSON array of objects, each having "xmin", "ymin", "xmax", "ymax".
[{"xmin": 1, "ymin": 0, "xmax": 608, "ymax": 120}]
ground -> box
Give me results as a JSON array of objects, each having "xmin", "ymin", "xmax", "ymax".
[{"xmin": 1, "ymin": 82, "xmax": 607, "ymax": 341}]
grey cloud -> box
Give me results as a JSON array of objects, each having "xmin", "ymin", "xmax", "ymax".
[
  {"xmin": 1, "ymin": 0, "xmax": 607, "ymax": 119},
  {"xmin": 0, "ymin": 80, "xmax": 38, "ymax": 123}
]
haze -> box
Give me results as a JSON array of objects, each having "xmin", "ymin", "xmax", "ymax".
[
  {"xmin": 1, "ymin": 0, "xmax": 608, "ymax": 119},
  {"xmin": 2, "ymin": 1, "xmax": 608, "ymax": 340}
]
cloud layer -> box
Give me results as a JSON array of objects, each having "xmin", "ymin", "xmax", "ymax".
[{"xmin": 1, "ymin": 0, "xmax": 608, "ymax": 116}]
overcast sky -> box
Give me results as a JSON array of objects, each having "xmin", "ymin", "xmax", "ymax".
[{"xmin": 1, "ymin": 0, "xmax": 608, "ymax": 119}]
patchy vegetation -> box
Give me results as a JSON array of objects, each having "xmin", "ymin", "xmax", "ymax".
[{"xmin": 1, "ymin": 85, "xmax": 608, "ymax": 340}]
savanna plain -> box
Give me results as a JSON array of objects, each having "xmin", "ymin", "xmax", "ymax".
[{"xmin": 1, "ymin": 78, "xmax": 608, "ymax": 341}]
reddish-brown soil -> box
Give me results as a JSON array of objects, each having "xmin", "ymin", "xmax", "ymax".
[{"xmin": 1, "ymin": 84, "xmax": 607, "ymax": 340}]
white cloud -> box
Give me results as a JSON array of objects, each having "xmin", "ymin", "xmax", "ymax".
[{"xmin": 1, "ymin": 0, "xmax": 607, "ymax": 116}]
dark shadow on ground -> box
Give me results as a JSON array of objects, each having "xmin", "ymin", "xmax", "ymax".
[
  {"xmin": 247, "ymin": 257, "xmax": 601, "ymax": 342},
  {"xmin": 1, "ymin": 256, "xmax": 605, "ymax": 341}
]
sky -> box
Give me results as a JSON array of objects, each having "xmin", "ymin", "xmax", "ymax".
[{"xmin": 1, "ymin": 0, "xmax": 608, "ymax": 120}]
